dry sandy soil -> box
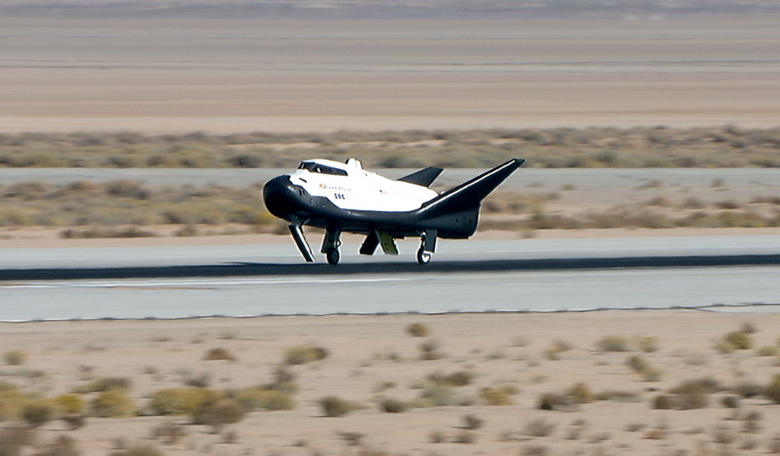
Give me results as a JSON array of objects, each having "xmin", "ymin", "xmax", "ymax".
[
  {"xmin": 2, "ymin": 11, "xmax": 780, "ymax": 456},
  {"xmin": 2, "ymin": 17, "xmax": 780, "ymax": 134},
  {"xmin": 2, "ymin": 311, "xmax": 780, "ymax": 455}
]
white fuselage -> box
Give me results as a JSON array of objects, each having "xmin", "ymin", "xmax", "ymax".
[{"xmin": 289, "ymin": 159, "xmax": 438, "ymax": 212}]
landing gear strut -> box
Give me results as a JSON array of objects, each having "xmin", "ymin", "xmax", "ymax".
[
  {"xmin": 417, "ymin": 229, "xmax": 437, "ymax": 265},
  {"xmin": 321, "ymin": 228, "xmax": 342, "ymax": 265}
]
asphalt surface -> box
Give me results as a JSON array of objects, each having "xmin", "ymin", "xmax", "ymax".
[{"xmin": 1, "ymin": 236, "xmax": 779, "ymax": 321}]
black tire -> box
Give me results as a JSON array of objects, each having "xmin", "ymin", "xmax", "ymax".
[
  {"xmin": 326, "ymin": 247, "xmax": 340, "ymax": 265},
  {"xmin": 416, "ymin": 248, "xmax": 432, "ymax": 265}
]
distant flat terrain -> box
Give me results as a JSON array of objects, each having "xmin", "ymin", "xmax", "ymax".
[{"xmin": 2, "ymin": 15, "xmax": 779, "ymax": 133}]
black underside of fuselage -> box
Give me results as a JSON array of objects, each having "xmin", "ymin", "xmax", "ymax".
[{"xmin": 262, "ymin": 175, "xmax": 476, "ymax": 239}]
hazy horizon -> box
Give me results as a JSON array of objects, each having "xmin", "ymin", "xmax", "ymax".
[{"xmin": 2, "ymin": 0, "xmax": 780, "ymax": 20}]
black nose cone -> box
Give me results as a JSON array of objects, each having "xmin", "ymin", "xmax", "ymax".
[{"xmin": 263, "ymin": 175, "xmax": 294, "ymax": 220}]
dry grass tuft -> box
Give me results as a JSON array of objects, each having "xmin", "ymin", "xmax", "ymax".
[
  {"xmin": 284, "ymin": 345, "xmax": 328, "ymax": 365},
  {"xmin": 319, "ymin": 396, "xmax": 357, "ymax": 417},
  {"xmin": 406, "ymin": 323, "xmax": 430, "ymax": 337},
  {"xmin": 203, "ymin": 348, "xmax": 236, "ymax": 362}
]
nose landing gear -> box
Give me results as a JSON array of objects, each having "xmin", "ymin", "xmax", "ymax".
[
  {"xmin": 326, "ymin": 247, "xmax": 341, "ymax": 265},
  {"xmin": 322, "ymin": 229, "xmax": 342, "ymax": 265}
]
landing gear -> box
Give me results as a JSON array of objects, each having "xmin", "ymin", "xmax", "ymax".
[
  {"xmin": 417, "ymin": 229, "xmax": 437, "ymax": 265},
  {"xmin": 321, "ymin": 228, "xmax": 342, "ymax": 265},
  {"xmin": 416, "ymin": 247, "xmax": 432, "ymax": 265},
  {"xmin": 326, "ymin": 247, "xmax": 340, "ymax": 265}
]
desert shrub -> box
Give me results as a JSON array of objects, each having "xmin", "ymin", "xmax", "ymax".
[
  {"xmin": 568, "ymin": 383, "xmax": 594, "ymax": 404},
  {"xmin": 418, "ymin": 385, "xmax": 464, "ymax": 407},
  {"xmin": 3, "ymin": 350, "xmax": 26, "ymax": 366},
  {"xmin": 0, "ymin": 427, "xmax": 37, "ymax": 455},
  {"xmin": 149, "ymin": 387, "xmax": 221, "ymax": 416},
  {"xmin": 272, "ymin": 366, "xmax": 296, "ymax": 384},
  {"xmin": 724, "ymin": 331, "xmax": 753, "ymax": 350},
  {"xmin": 428, "ymin": 370, "xmax": 474, "ymax": 387},
  {"xmin": 627, "ymin": 355, "xmax": 663, "ymax": 380},
  {"xmin": 766, "ymin": 374, "xmax": 780, "ymax": 404},
  {"xmin": 233, "ymin": 387, "xmax": 295, "ymax": 411},
  {"xmin": 525, "ymin": 418, "xmax": 556, "ymax": 437},
  {"xmin": 183, "ymin": 372, "xmax": 210, "ymax": 388},
  {"xmin": 733, "ymin": 381, "xmax": 765, "ymax": 398},
  {"xmin": 678, "ymin": 392, "xmax": 708, "ymax": 410},
  {"xmin": 419, "ymin": 339, "xmax": 444, "ymax": 360},
  {"xmin": 380, "ymin": 398, "xmax": 406, "ymax": 413},
  {"xmin": 429, "ymin": 431, "xmax": 446, "ymax": 443},
  {"xmin": 538, "ymin": 393, "xmax": 569, "ymax": 411},
  {"xmin": 743, "ymin": 411, "xmax": 762, "ymax": 434},
  {"xmin": 81, "ymin": 377, "xmax": 131, "ymax": 393},
  {"xmin": 262, "ymin": 380, "xmax": 298, "ymax": 395},
  {"xmin": 769, "ymin": 434, "xmax": 780, "ymax": 454},
  {"xmin": 480, "ymin": 387, "xmax": 515, "ymax": 406},
  {"xmin": 454, "ymin": 431, "xmax": 475, "ymax": 444},
  {"xmin": 634, "ymin": 336, "xmax": 659, "ymax": 353},
  {"xmin": 22, "ymin": 401, "xmax": 54, "ymax": 427},
  {"xmin": 151, "ymin": 421, "xmax": 188, "ymax": 445},
  {"xmin": 61, "ymin": 414, "xmax": 86, "ymax": 431},
  {"xmin": 91, "ymin": 390, "xmax": 135, "ymax": 418},
  {"xmin": 652, "ymin": 395, "xmax": 674, "ymax": 410},
  {"xmin": 338, "ymin": 431, "xmax": 364, "ymax": 446},
  {"xmin": 670, "ymin": 378, "xmax": 721, "ymax": 395},
  {"xmin": 55, "ymin": 394, "xmax": 85, "ymax": 415},
  {"xmin": 597, "ymin": 336, "xmax": 629, "ymax": 352},
  {"xmin": 523, "ymin": 445, "xmax": 550, "ymax": 456},
  {"xmin": 284, "ymin": 345, "xmax": 328, "ymax": 365},
  {"xmin": 203, "ymin": 348, "xmax": 236, "ymax": 361},
  {"xmin": 713, "ymin": 425, "xmax": 737, "ymax": 446},
  {"xmin": 627, "ymin": 355, "xmax": 649, "ymax": 373},
  {"xmin": 319, "ymin": 396, "xmax": 356, "ymax": 417},
  {"xmin": 642, "ymin": 368, "xmax": 663, "ymax": 382},
  {"xmin": 645, "ymin": 428, "xmax": 666, "ymax": 440},
  {"xmin": 406, "ymin": 323, "xmax": 430, "ymax": 337},
  {"xmin": 722, "ymin": 396, "xmax": 740, "ymax": 408},
  {"xmin": 109, "ymin": 444, "xmax": 163, "ymax": 456},
  {"xmin": 193, "ymin": 399, "xmax": 246, "ymax": 433},
  {"xmin": 462, "ymin": 414, "xmax": 483, "ymax": 430},
  {"xmin": 0, "ymin": 383, "xmax": 29, "ymax": 421},
  {"xmin": 33, "ymin": 435, "xmax": 81, "ymax": 456},
  {"xmin": 666, "ymin": 378, "xmax": 719, "ymax": 410},
  {"xmin": 596, "ymin": 390, "xmax": 642, "ymax": 402},
  {"xmin": 543, "ymin": 340, "xmax": 571, "ymax": 360},
  {"xmin": 757, "ymin": 346, "xmax": 779, "ymax": 356}
]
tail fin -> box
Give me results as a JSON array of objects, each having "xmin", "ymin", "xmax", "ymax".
[
  {"xmin": 419, "ymin": 158, "xmax": 524, "ymax": 217},
  {"xmin": 397, "ymin": 166, "xmax": 444, "ymax": 187},
  {"xmin": 412, "ymin": 158, "xmax": 524, "ymax": 238}
]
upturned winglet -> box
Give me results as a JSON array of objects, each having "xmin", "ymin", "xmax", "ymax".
[{"xmin": 418, "ymin": 158, "xmax": 524, "ymax": 217}]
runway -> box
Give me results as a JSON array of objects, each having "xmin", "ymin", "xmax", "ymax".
[{"xmin": 1, "ymin": 236, "xmax": 779, "ymax": 321}]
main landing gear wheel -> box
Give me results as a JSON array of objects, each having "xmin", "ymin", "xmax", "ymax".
[
  {"xmin": 326, "ymin": 247, "xmax": 340, "ymax": 265},
  {"xmin": 416, "ymin": 247, "xmax": 432, "ymax": 265}
]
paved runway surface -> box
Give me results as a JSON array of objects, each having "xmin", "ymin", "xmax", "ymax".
[{"xmin": 1, "ymin": 236, "xmax": 779, "ymax": 321}]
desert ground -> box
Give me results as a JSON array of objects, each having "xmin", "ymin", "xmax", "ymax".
[
  {"xmin": 2, "ymin": 312, "xmax": 780, "ymax": 456},
  {"xmin": 2, "ymin": 5, "xmax": 780, "ymax": 455},
  {"xmin": 2, "ymin": 17, "xmax": 780, "ymax": 134}
]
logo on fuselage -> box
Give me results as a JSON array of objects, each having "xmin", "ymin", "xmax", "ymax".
[{"xmin": 319, "ymin": 183, "xmax": 352, "ymax": 192}]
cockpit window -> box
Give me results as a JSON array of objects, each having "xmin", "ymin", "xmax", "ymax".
[{"xmin": 297, "ymin": 162, "xmax": 348, "ymax": 176}]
